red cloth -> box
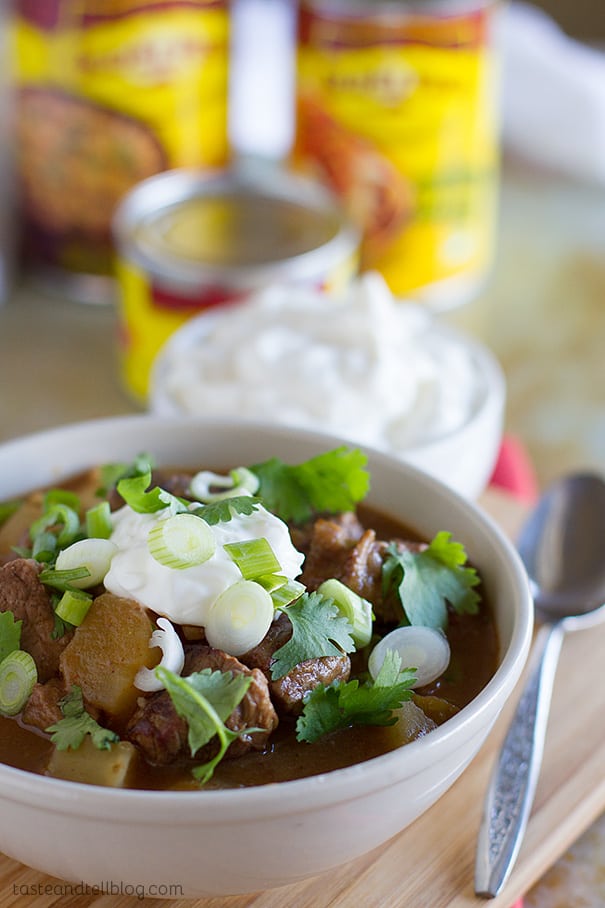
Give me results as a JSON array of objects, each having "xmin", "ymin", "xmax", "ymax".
[{"xmin": 489, "ymin": 435, "xmax": 539, "ymax": 505}]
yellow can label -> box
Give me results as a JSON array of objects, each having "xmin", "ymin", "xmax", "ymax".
[
  {"xmin": 292, "ymin": 3, "xmax": 499, "ymax": 302},
  {"xmin": 116, "ymin": 246, "xmax": 360, "ymax": 405},
  {"xmin": 11, "ymin": 1, "xmax": 230, "ymax": 275},
  {"xmin": 114, "ymin": 258, "xmax": 246, "ymax": 404}
]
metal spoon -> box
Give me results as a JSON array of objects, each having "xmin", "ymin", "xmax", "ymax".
[{"xmin": 475, "ymin": 472, "xmax": 605, "ymax": 898}]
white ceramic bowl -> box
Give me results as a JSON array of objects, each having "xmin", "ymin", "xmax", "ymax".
[
  {"xmin": 0, "ymin": 416, "xmax": 531, "ymax": 897},
  {"xmin": 149, "ymin": 285, "xmax": 506, "ymax": 501}
]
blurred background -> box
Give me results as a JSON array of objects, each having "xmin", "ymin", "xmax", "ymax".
[
  {"xmin": 530, "ymin": 0, "xmax": 603, "ymax": 40},
  {"xmin": 0, "ymin": 0, "xmax": 604, "ymax": 478},
  {"xmin": 1, "ymin": 0, "xmax": 603, "ymax": 495}
]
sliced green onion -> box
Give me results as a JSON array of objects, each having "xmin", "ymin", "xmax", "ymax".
[
  {"xmin": 317, "ymin": 578, "xmax": 373, "ymax": 648},
  {"xmin": 32, "ymin": 530, "xmax": 58, "ymax": 563},
  {"xmin": 255, "ymin": 572, "xmax": 288, "ymax": 593},
  {"xmin": 85, "ymin": 501, "xmax": 113, "ymax": 539},
  {"xmin": 270, "ymin": 578, "xmax": 306, "ymax": 609},
  {"xmin": 55, "ymin": 589, "xmax": 93, "ymax": 627},
  {"xmin": 98, "ymin": 453, "xmax": 153, "ymax": 497},
  {"xmin": 39, "ymin": 566, "xmax": 92, "ymax": 592},
  {"xmin": 231, "ymin": 467, "xmax": 260, "ymax": 494},
  {"xmin": 368, "ymin": 626, "xmax": 451, "ymax": 688},
  {"xmin": 0, "ymin": 650, "xmax": 37, "ymax": 715},
  {"xmin": 117, "ymin": 471, "xmax": 186, "ymax": 516},
  {"xmin": 30, "ymin": 503, "xmax": 81, "ymax": 547},
  {"xmin": 55, "ymin": 538, "xmax": 117, "ymax": 588},
  {"xmin": 44, "ymin": 489, "xmax": 81, "ymax": 512},
  {"xmin": 223, "ymin": 537, "xmax": 281, "ymax": 580},
  {"xmin": 148, "ymin": 513, "xmax": 216, "ymax": 569},
  {"xmin": 205, "ymin": 580, "xmax": 274, "ymax": 656},
  {"xmin": 190, "ymin": 467, "xmax": 259, "ymax": 503}
]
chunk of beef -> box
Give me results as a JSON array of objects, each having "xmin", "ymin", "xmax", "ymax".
[
  {"xmin": 297, "ymin": 515, "xmax": 367, "ymax": 590},
  {"xmin": 151, "ymin": 470, "xmax": 195, "ymax": 501},
  {"xmin": 126, "ymin": 691, "xmax": 186, "ymax": 766},
  {"xmin": 290, "ymin": 511, "xmax": 365, "ymax": 558},
  {"xmin": 0, "ymin": 558, "xmax": 73, "ymax": 682},
  {"xmin": 241, "ymin": 613, "xmax": 351, "ymax": 716},
  {"xmin": 298, "ymin": 516, "xmax": 427, "ymax": 625},
  {"xmin": 126, "ymin": 645, "xmax": 278, "ymax": 766},
  {"xmin": 21, "ymin": 677, "xmax": 66, "ymax": 732},
  {"xmin": 272, "ymin": 655, "xmax": 351, "ymax": 715},
  {"xmin": 240, "ymin": 612, "xmax": 292, "ymax": 675},
  {"xmin": 339, "ymin": 529, "xmax": 382, "ymax": 601}
]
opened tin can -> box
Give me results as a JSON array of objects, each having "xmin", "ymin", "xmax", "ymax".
[
  {"xmin": 112, "ymin": 166, "xmax": 359, "ymax": 402},
  {"xmin": 292, "ymin": 0, "xmax": 500, "ymax": 309}
]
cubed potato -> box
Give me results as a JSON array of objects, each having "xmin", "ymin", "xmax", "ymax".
[
  {"xmin": 381, "ymin": 700, "xmax": 438, "ymax": 749},
  {"xmin": 48, "ymin": 736, "xmax": 138, "ymax": 787},
  {"xmin": 60, "ymin": 593, "xmax": 159, "ymax": 720}
]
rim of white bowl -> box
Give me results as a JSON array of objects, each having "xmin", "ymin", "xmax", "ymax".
[
  {"xmin": 148, "ymin": 307, "xmax": 506, "ymax": 452},
  {"xmin": 0, "ymin": 416, "xmax": 533, "ymax": 823}
]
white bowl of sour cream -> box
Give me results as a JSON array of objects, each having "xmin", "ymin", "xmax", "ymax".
[{"xmin": 150, "ymin": 273, "xmax": 506, "ymax": 499}]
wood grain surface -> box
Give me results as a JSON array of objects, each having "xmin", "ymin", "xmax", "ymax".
[{"xmin": 3, "ymin": 489, "xmax": 603, "ymax": 908}]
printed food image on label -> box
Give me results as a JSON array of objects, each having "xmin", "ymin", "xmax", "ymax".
[
  {"xmin": 11, "ymin": 0, "xmax": 230, "ymax": 279},
  {"xmin": 292, "ymin": 1, "xmax": 499, "ymax": 303},
  {"xmin": 16, "ymin": 88, "xmax": 166, "ymax": 237},
  {"xmin": 295, "ymin": 94, "xmax": 414, "ymax": 265}
]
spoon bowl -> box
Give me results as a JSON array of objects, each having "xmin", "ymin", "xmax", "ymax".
[
  {"xmin": 476, "ymin": 472, "xmax": 605, "ymax": 898},
  {"xmin": 518, "ymin": 473, "xmax": 605, "ymax": 622}
]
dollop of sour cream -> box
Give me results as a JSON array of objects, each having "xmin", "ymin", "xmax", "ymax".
[
  {"xmin": 104, "ymin": 502, "xmax": 304, "ymax": 627},
  {"xmin": 153, "ymin": 272, "xmax": 482, "ymax": 451}
]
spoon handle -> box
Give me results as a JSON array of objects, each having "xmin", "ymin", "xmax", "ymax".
[{"xmin": 474, "ymin": 621, "xmax": 566, "ymax": 898}]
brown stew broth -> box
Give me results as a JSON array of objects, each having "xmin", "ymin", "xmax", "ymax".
[{"xmin": 0, "ymin": 470, "xmax": 499, "ymax": 789}]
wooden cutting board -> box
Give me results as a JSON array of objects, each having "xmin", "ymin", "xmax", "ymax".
[{"xmin": 3, "ymin": 489, "xmax": 604, "ymax": 908}]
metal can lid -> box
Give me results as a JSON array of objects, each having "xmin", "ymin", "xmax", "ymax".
[
  {"xmin": 299, "ymin": 0, "xmax": 496, "ymax": 18},
  {"xmin": 112, "ymin": 164, "xmax": 359, "ymax": 291}
]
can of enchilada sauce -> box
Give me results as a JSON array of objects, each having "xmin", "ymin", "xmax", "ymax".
[
  {"xmin": 11, "ymin": 0, "xmax": 230, "ymax": 303},
  {"xmin": 292, "ymin": 0, "xmax": 500, "ymax": 309}
]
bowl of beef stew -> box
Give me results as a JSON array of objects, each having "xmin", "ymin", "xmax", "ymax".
[{"xmin": 0, "ymin": 416, "xmax": 532, "ymax": 896}]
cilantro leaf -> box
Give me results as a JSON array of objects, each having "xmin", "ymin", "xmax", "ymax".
[
  {"xmin": 270, "ymin": 592, "xmax": 355, "ymax": 680},
  {"xmin": 0, "ymin": 610, "xmax": 22, "ymax": 662},
  {"xmin": 383, "ymin": 532, "xmax": 481, "ymax": 629},
  {"xmin": 157, "ymin": 666, "xmax": 254, "ymax": 785},
  {"xmin": 191, "ymin": 496, "xmax": 261, "ymax": 526},
  {"xmin": 251, "ymin": 447, "xmax": 370, "ymax": 524},
  {"xmin": 46, "ymin": 686, "xmax": 119, "ymax": 751},
  {"xmin": 296, "ymin": 650, "xmax": 416, "ymax": 743}
]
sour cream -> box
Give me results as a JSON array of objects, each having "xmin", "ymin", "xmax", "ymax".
[
  {"xmin": 151, "ymin": 272, "xmax": 483, "ymax": 451},
  {"xmin": 104, "ymin": 502, "xmax": 304, "ymax": 627}
]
